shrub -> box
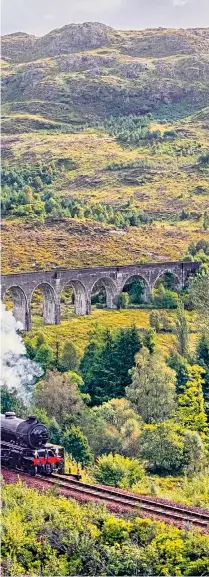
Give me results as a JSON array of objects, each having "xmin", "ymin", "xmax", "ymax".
[
  {"xmin": 94, "ymin": 453, "xmax": 144, "ymax": 488},
  {"xmin": 153, "ymin": 284, "xmax": 179, "ymax": 309},
  {"xmin": 117, "ymin": 292, "xmax": 129, "ymax": 309}
]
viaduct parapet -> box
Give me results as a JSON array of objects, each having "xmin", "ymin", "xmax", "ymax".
[{"xmin": 1, "ymin": 261, "xmax": 199, "ymax": 331}]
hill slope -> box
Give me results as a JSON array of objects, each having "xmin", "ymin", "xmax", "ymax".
[{"xmin": 1, "ymin": 23, "xmax": 209, "ymax": 273}]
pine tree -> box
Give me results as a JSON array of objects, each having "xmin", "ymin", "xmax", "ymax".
[
  {"xmin": 58, "ymin": 342, "xmax": 79, "ymax": 372},
  {"xmin": 35, "ymin": 343, "xmax": 54, "ymax": 371},
  {"xmin": 196, "ymin": 334, "xmax": 209, "ymax": 418},
  {"xmin": 174, "ymin": 301, "xmax": 189, "ymax": 357},
  {"xmin": 143, "ymin": 328, "xmax": 157, "ymax": 353},
  {"xmin": 80, "ymin": 327, "xmax": 142, "ymax": 405},
  {"xmin": 114, "ymin": 326, "xmax": 142, "ymax": 394}
]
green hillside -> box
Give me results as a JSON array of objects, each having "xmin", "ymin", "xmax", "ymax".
[{"xmin": 1, "ymin": 23, "xmax": 209, "ymax": 273}]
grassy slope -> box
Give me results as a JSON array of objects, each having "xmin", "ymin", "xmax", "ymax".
[
  {"xmin": 1, "ymin": 24, "xmax": 209, "ymax": 273},
  {"xmin": 2, "ymin": 218, "xmax": 209, "ymax": 273},
  {"xmin": 28, "ymin": 308, "xmax": 197, "ymax": 358}
]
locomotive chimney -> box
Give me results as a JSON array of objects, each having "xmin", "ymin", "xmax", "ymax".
[{"xmin": 27, "ymin": 415, "xmax": 37, "ymax": 423}]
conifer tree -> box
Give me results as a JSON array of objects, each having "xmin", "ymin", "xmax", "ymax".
[
  {"xmin": 174, "ymin": 301, "xmax": 189, "ymax": 358},
  {"xmin": 196, "ymin": 333, "xmax": 209, "ymax": 418}
]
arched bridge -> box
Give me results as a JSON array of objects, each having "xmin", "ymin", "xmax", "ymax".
[{"xmin": 1, "ymin": 261, "xmax": 199, "ymax": 331}]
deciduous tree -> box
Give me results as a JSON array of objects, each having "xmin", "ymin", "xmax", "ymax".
[
  {"xmin": 126, "ymin": 347, "xmax": 176, "ymax": 423},
  {"xmin": 177, "ymin": 365, "xmax": 208, "ymax": 436},
  {"xmin": 62, "ymin": 425, "xmax": 93, "ymax": 467},
  {"xmin": 33, "ymin": 371, "xmax": 84, "ymax": 424}
]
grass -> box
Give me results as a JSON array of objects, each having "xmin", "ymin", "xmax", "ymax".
[
  {"xmin": 66, "ymin": 455, "xmax": 209, "ymax": 508},
  {"xmin": 132, "ymin": 472, "xmax": 209, "ymax": 508},
  {"xmin": 26, "ymin": 307, "xmax": 197, "ymax": 358},
  {"xmin": 2, "ymin": 218, "xmax": 209, "ymax": 274}
]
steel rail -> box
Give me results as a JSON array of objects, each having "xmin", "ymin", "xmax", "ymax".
[{"xmin": 42, "ymin": 473, "xmax": 209, "ymax": 528}]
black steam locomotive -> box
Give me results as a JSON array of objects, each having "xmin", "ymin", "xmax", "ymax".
[{"xmin": 1, "ymin": 412, "xmax": 64, "ymax": 476}]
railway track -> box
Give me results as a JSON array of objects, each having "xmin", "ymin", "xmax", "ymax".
[
  {"xmin": 39, "ymin": 472, "xmax": 209, "ymax": 529},
  {"xmin": 2, "ymin": 468, "xmax": 209, "ymax": 528}
]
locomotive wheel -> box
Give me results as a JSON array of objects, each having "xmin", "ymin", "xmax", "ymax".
[
  {"xmin": 45, "ymin": 463, "xmax": 52, "ymax": 475},
  {"xmin": 29, "ymin": 463, "xmax": 37, "ymax": 476}
]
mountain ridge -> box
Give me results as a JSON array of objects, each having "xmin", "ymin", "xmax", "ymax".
[{"xmin": 2, "ymin": 22, "xmax": 209, "ymax": 64}]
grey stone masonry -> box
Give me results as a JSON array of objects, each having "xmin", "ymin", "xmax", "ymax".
[{"xmin": 1, "ymin": 261, "xmax": 199, "ymax": 331}]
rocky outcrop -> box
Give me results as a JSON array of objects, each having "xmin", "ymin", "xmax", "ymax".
[{"xmin": 1, "ymin": 23, "xmax": 209, "ymax": 124}]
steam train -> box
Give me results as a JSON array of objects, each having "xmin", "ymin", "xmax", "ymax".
[{"xmin": 1, "ymin": 412, "xmax": 65, "ymax": 476}]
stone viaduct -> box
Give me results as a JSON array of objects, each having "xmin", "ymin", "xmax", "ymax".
[{"xmin": 1, "ymin": 261, "xmax": 199, "ymax": 331}]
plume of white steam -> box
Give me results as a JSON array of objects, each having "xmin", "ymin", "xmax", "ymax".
[{"xmin": 0, "ymin": 302, "xmax": 43, "ymax": 403}]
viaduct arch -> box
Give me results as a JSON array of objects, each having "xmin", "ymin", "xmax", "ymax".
[{"xmin": 1, "ymin": 261, "xmax": 199, "ymax": 331}]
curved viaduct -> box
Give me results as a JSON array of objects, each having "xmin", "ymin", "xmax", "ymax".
[{"xmin": 1, "ymin": 261, "xmax": 199, "ymax": 331}]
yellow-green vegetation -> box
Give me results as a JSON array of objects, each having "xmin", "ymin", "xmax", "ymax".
[
  {"xmin": 2, "ymin": 218, "xmax": 209, "ymax": 274},
  {"xmin": 67, "ymin": 455, "xmax": 209, "ymax": 508},
  {"xmin": 132, "ymin": 471, "xmax": 209, "ymax": 509},
  {"xmin": 2, "ymin": 480, "xmax": 209, "ymax": 576},
  {"xmin": 26, "ymin": 308, "xmax": 196, "ymax": 358}
]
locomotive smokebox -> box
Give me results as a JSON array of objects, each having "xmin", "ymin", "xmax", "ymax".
[{"xmin": 1, "ymin": 413, "xmax": 48, "ymax": 449}]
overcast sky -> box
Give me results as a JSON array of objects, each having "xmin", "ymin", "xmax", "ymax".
[{"xmin": 1, "ymin": 0, "xmax": 209, "ymax": 36}]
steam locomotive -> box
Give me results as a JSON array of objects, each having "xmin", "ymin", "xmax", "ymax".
[{"xmin": 1, "ymin": 412, "xmax": 65, "ymax": 476}]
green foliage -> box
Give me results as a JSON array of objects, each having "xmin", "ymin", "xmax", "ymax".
[
  {"xmin": 2, "ymin": 481, "xmax": 209, "ymax": 576},
  {"xmin": 32, "ymin": 371, "xmax": 84, "ymax": 424},
  {"xmin": 117, "ymin": 292, "xmax": 129, "ymax": 309},
  {"xmin": 153, "ymin": 283, "xmax": 179, "ymax": 309},
  {"xmin": 196, "ymin": 333, "xmax": 209, "ymax": 417},
  {"xmin": 34, "ymin": 343, "xmax": 54, "ymax": 371},
  {"xmin": 139, "ymin": 422, "xmax": 187, "ymax": 474},
  {"xmin": 126, "ymin": 347, "xmax": 176, "ymax": 423},
  {"xmin": 150, "ymin": 310, "xmax": 173, "ymax": 333},
  {"xmin": 174, "ymin": 301, "xmax": 189, "ymax": 357},
  {"xmin": 62, "ymin": 425, "xmax": 93, "ymax": 467},
  {"xmin": 58, "ymin": 342, "xmax": 79, "ymax": 372},
  {"xmin": 80, "ymin": 326, "xmax": 142, "ymax": 405},
  {"xmin": 0, "ymin": 385, "xmax": 26, "ymax": 417},
  {"xmin": 94, "ymin": 453, "xmax": 144, "ymax": 488},
  {"xmin": 188, "ymin": 239, "xmax": 209, "ymax": 259},
  {"xmin": 188, "ymin": 268, "xmax": 209, "ymax": 333},
  {"xmin": 203, "ymin": 211, "xmax": 209, "ymax": 231},
  {"xmin": 177, "ymin": 365, "xmax": 208, "ymax": 436},
  {"xmin": 183, "ymin": 430, "xmax": 205, "ymax": 474},
  {"xmin": 103, "ymin": 113, "xmax": 153, "ymax": 145},
  {"xmin": 126, "ymin": 279, "xmax": 145, "ymax": 304},
  {"xmin": 167, "ymin": 351, "xmax": 190, "ymax": 393},
  {"xmin": 143, "ymin": 327, "xmax": 157, "ymax": 353},
  {"xmin": 198, "ymin": 152, "xmax": 209, "ymax": 167},
  {"xmin": 1, "ymin": 160, "xmax": 152, "ymax": 229},
  {"xmin": 82, "ymin": 398, "xmax": 141, "ymax": 458},
  {"xmin": 1, "ymin": 162, "xmax": 59, "ymax": 217}
]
